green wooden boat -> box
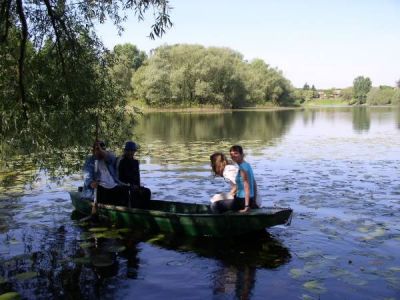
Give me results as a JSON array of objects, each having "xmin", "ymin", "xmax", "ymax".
[{"xmin": 70, "ymin": 191, "xmax": 293, "ymax": 237}]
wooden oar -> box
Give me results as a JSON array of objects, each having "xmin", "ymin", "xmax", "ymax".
[
  {"xmin": 91, "ymin": 116, "xmax": 100, "ymax": 215},
  {"xmin": 79, "ymin": 117, "xmax": 101, "ymax": 222},
  {"xmin": 91, "ymin": 159, "xmax": 99, "ymax": 216}
]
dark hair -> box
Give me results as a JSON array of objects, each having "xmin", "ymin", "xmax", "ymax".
[
  {"xmin": 93, "ymin": 140, "xmax": 106, "ymax": 150},
  {"xmin": 229, "ymin": 145, "xmax": 243, "ymax": 155}
]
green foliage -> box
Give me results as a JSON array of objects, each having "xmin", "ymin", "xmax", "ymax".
[
  {"xmin": 341, "ymin": 87, "xmax": 354, "ymax": 101},
  {"xmin": 0, "ymin": 32, "xmax": 136, "ymax": 177},
  {"xmin": 110, "ymin": 43, "xmax": 147, "ymax": 96},
  {"xmin": 304, "ymin": 98, "xmax": 348, "ymax": 106},
  {"xmin": 0, "ymin": 0, "xmax": 170, "ymax": 174},
  {"xmin": 353, "ymin": 76, "xmax": 372, "ymax": 104},
  {"xmin": 132, "ymin": 44, "xmax": 294, "ymax": 108},
  {"xmin": 366, "ymin": 86, "xmax": 400, "ymax": 105},
  {"xmin": 292, "ymin": 89, "xmax": 314, "ymax": 104}
]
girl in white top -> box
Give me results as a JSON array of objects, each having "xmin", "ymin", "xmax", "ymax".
[{"xmin": 209, "ymin": 152, "xmax": 239, "ymax": 212}]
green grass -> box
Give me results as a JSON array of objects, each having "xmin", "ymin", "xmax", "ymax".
[{"xmin": 304, "ymin": 98, "xmax": 350, "ymax": 106}]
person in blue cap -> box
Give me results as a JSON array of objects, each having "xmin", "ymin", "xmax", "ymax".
[{"xmin": 117, "ymin": 141, "xmax": 151, "ymax": 208}]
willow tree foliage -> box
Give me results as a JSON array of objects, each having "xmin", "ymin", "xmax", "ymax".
[
  {"xmin": 111, "ymin": 43, "xmax": 147, "ymax": 96},
  {"xmin": 0, "ymin": 0, "xmax": 172, "ymax": 174},
  {"xmin": 366, "ymin": 86, "xmax": 400, "ymax": 105},
  {"xmin": 132, "ymin": 44, "xmax": 294, "ymax": 108},
  {"xmin": 353, "ymin": 76, "xmax": 372, "ymax": 104}
]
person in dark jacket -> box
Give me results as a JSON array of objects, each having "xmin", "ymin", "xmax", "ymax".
[
  {"xmin": 83, "ymin": 140, "xmax": 129, "ymax": 206},
  {"xmin": 118, "ymin": 141, "xmax": 151, "ymax": 208}
]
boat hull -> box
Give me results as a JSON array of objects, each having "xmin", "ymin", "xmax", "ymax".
[{"xmin": 70, "ymin": 192, "xmax": 292, "ymax": 237}]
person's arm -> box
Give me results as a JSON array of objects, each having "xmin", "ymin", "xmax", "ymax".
[
  {"xmin": 134, "ymin": 159, "xmax": 141, "ymax": 187},
  {"xmin": 239, "ymin": 169, "xmax": 251, "ymax": 213},
  {"xmin": 229, "ymin": 183, "xmax": 237, "ymax": 197}
]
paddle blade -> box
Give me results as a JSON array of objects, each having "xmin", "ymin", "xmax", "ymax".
[{"xmin": 91, "ymin": 202, "xmax": 97, "ymax": 215}]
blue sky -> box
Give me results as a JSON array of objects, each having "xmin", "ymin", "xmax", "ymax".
[{"xmin": 96, "ymin": 0, "xmax": 400, "ymax": 89}]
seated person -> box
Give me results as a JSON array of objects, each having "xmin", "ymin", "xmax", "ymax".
[
  {"xmin": 210, "ymin": 149, "xmax": 261, "ymax": 213},
  {"xmin": 229, "ymin": 145, "xmax": 259, "ymax": 213},
  {"xmin": 209, "ymin": 152, "xmax": 238, "ymax": 213},
  {"xmin": 83, "ymin": 140, "xmax": 129, "ymax": 206},
  {"xmin": 117, "ymin": 141, "xmax": 151, "ymax": 208}
]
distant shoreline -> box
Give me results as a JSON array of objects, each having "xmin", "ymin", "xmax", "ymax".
[
  {"xmin": 139, "ymin": 106, "xmax": 300, "ymax": 113},
  {"xmin": 134, "ymin": 102, "xmax": 398, "ymax": 113}
]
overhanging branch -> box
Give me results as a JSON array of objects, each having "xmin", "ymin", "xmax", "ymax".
[{"xmin": 15, "ymin": 0, "xmax": 28, "ymax": 117}]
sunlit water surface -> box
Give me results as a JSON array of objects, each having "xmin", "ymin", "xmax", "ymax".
[{"xmin": 1, "ymin": 107, "xmax": 400, "ymax": 299}]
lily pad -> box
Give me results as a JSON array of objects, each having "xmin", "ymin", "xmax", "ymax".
[
  {"xmin": 14, "ymin": 271, "xmax": 37, "ymax": 281},
  {"xmin": 389, "ymin": 266, "xmax": 400, "ymax": 272},
  {"xmin": 72, "ymin": 257, "xmax": 91, "ymax": 265},
  {"xmin": 78, "ymin": 232, "xmax": 92, "ymax": 241},
  {"xmin": 89, "ymin": 227, "xmax": 108, "ymax": 233},
  {"xmin": 93, "ymin": 231, "xmax": 122, "ymax": 239},
  {"xmin": 116, "ymin": 228, "xmax": 131, "ymax": 233},
  {"xmin": 290, "ymin": 268, "xmax": 305, "ymax": 279},
  {"xmin": 303, "ymin": 280, "xmax": 326, "ymax": 294},
  {"xmin": 361, "ymin": 231, "xmax": 385, "ymax": 241},
  {"xmin": 105, "ymin": 245, "xmax": 126, "ymax": 253},
  {"xmin": 8, "ymin": 239, "xmax": 20, "ymax": 245},
  {"xmin": 0, "ymin": 277, "xmax": 8, "ymax": 284},
  {"xmin": 0, "ymin": 292, "xmax": 21, "ymax": 300},
  {"xmin": 78, "ymin": 221, "xmax": 89, "ymax": 227},
  {"xmin": 79, "ymin": 242, "xmax": 94, "ymax": 249},
  {"xmin": 146, "ymin": 234, "xmax": 166, "ymax": 244},
  {"xmin": 301, "ymin": 294, "xmax": 316, "ymax": 300},
  {"xmin": 357, "ymin": 226, "xmax": 370, "ymax": 233},
  {"xmin": 92, "ymin": 254, "xmax": 114, "ymax": 267}
]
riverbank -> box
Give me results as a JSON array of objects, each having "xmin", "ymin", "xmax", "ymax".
[
  {"xmin": 129, "ymin": 100, "xmax": 300, "ymax": 113},
  {"xmin": 303, "ymin": 98, "xmax": 350, "ymax": 106},
  {"xmin": 130, "ymin": 99, "xmax": 398, "ymax": 113},
  {"xmin": 128, "ymin": 103, "xmax": 298, "ymax": 113}
]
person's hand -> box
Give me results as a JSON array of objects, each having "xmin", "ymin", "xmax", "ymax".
[
  {"xmin": 240, "ymin": 206, "xmax": 250, "ymax": 213},
  {"xmin": 90, "ymin": 181, "xmax": 98, "ymax": 189}
]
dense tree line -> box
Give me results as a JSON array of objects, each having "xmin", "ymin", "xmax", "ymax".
[
  {"xmin": 128, "ymin": 44, "xmax": 295, "ymax": 108},
  {"xmin": 366, "ymin": 86, "xmax": 400, "ymax": 105},
  {"xmin": 352, "ymin": 77, "xmax": 400, "ymax": 106}
]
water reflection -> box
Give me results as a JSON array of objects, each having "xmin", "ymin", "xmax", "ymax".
[
  {"xmin": 1, "ymin": 107, "xmax": 400, "ymax": 299},
  {"xmin": 136, "ymin": 110, "xmax": 296, "ymax": 143},
  {"xmin": 134, "ymin": 110, "xmax": 296, "ymax": 165},
  {"xmin": 0, "ymin": 217, "xmax": 290, "ymax": 299},
  {"xmin": 352, "ymin": 107, "xmax": 371, "ymax": 133},
  {"xmin": 2, "ymin": 107, "xmax": 399, "ymax": 192},
  {"xmin": 147, "ymin": 231, "xmax": 290, "ymax": 299}
]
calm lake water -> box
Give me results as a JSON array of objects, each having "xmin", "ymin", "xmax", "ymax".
[{"xmin": 1, "ymin": 107, "xmax": 400, "ymax": 299}]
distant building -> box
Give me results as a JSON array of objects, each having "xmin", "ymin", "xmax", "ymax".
[
  {"xmin": 333, "ymin": 89, "xmax": 342, "ymax": 98},
  {"xmin": 317, "ymin": 89, "xmax": 342, "ymax": 99}
]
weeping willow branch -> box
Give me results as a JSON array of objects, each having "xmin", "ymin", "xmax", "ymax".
[
  {"xmin": 15, "ymin": 0, "xmax": 28, "ymax": 119},
  {"xmin": 0, "ymin": 0, "xmax": 12, "ymax": 42}
]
